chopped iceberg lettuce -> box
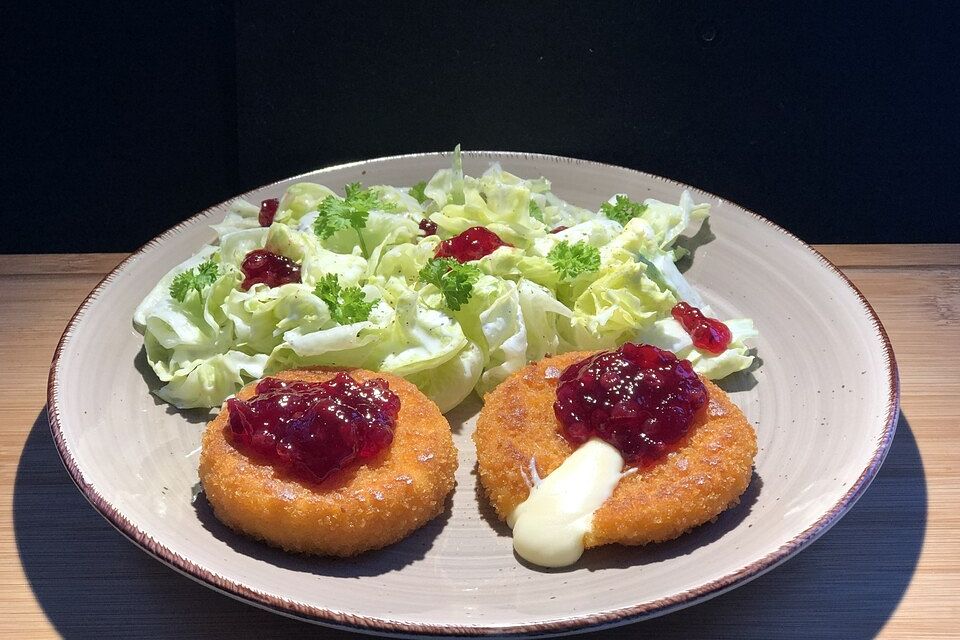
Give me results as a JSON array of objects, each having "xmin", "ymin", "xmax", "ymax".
[{"xmin": 134, "ymin": 148, "xmax": 756, "ymax": 411}]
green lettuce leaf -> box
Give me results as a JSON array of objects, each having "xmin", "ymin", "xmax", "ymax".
[
  {"xmin": 135, "ymin": 149, "xmax": 756, "ymax": 412},
  {"xmin": 275, "ymin": 183, "xmax": 338, "ymax": 225},
  {"xmin": 405, "ymin": 341, "xmax": 484, "ymax": 413},
  {"xmin": 639, "ymin": 317, "xmax": 758, "ymax": 379},
  {"xmin": 155, "ymin": 351, "xmax": 268, "ymax": 409}
]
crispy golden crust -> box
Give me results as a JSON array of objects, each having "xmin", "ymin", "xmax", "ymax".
[
  {"xmin": 199, "ymin": 368, "xmax": 458, "ymax": 557},
  {"xmin": 473, "ymin": 351, "xmax": 757, "ymax": 548}
]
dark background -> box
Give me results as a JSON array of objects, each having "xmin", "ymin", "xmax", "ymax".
[{"xmin": 4, "ymin": 1, "xmax": 959, "ymax": 253}]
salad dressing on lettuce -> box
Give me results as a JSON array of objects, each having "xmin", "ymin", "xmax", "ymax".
[{"xmin": 133, "ymin": 147, "xmax": 757, "ymax": 411}]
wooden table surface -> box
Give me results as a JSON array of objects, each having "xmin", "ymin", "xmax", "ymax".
[{"xmin": 1, "ymin": 246, "xmax": 957, "ymax": 639}]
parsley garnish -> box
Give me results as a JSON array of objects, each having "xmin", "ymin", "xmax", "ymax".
[
  {"xmin": 528, "ymin": 200, "xmax": 544, "ymax": 222},
  {"xmin": 313, "ymin": 274, "xmax": 375, "ymax": 325},
  {"xmin": 600, "ymin": 195, "xmax": 648, "ymax": 225},
  {"xmin": 418, "ymin": 258, "xmax": 481, "ymax": 311},
  {"xmin": 313, "ymin": 182, "xmax": 394, "ymax": 258},
  {"xmin": 409, "ymin": 181, "xmax": 428, "ymax": 204},
  {"xmin": 169, "ymin": 259, "xmax": 219, "ymax": 303},
  {"xmin": 547, "ymin": 241, "xmax": 601, "ymax": 280}
]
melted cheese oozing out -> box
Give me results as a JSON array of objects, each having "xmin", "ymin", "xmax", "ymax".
[{"xmin": 507, "ymin": 438, "xmax": 625, "ymax": 567}]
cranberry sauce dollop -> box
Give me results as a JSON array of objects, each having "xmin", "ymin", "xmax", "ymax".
[
  {"xmin": 418, "ymin": 218, "xmax": 438, "ymax": 236},
  {"xmin": 553, "ymin": 343, "xmax": 708, "ymax": 466},
  {"xmin": 671, "ymin": 302, "xmax": 733, "ymax": 355},
  {"xmin": 258, "ymin": 198, "xmax": 280, "ymax": 227},
  {"xmin": 240, "ymin": 249, "xmax": 301, "ymax": 290},
  {"xmin": 227, "ymin": 374, "xmax": 400, "ymax": 482},
  {"xmin": 434, "ymin": 226, "xmax": 511, "ymax": 262}
]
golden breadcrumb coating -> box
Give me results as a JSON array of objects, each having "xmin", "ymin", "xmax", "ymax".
[
  {"xmin": 199, "ymin": 368, "xmax": 458, "ymax": 557},
  {"xmin": 473, "ymin": 351, "xmax": 756, "ymax": 548}
]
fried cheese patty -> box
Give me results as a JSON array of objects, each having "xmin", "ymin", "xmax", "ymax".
[
  {"xmin": 474, "ymin": 351, "xmax": 756, "ymax": 548},
  {"xmin": 199, "ymin": 367, "xmax": 458, "ymax": 556}
]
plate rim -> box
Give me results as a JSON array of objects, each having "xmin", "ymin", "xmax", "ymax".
[{"xmin": 46, "ymin": 150, "xmax": 900, "ymax": 637}]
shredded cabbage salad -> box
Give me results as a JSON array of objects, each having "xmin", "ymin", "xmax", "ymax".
[{"xmin": 134, "ymin": 148, "xmax": 757, "ymax": 412}]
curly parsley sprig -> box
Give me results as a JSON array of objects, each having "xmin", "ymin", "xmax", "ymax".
[
  {"xmin": 313, "ymin": 182, "xmax": 396, "ymax": 258},
  {"xmin": 600, "ymin": 195, "xmax": 648, "ymax": 225},
  {"xmin": 528, "ymin": 200, "xmax": 544, "ymax": 222},
  {"xmin": 313, "ymin": 274, "xmax": 375, "ymax": 325},
  {"xmin": 409, "ymin": 181, "xmax": 428, "ymax": 204},
  {"xmin": 169, "ymin": 259, "xmax": 219, "ymax": 303},
  {"xmin": 547, "ymin": 241, "xmax": 601, "ymax": 280},
  {"xmin": 418, "ymin": 257, "xmax": 481, "ymax": 311}
]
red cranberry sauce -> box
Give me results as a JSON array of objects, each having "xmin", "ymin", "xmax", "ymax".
[
  {"xmin": 553, "ymin": 343, "xmax": 708, "ymax": 466},
  {"xmin": 240, "ymin": 249, "xmax": 301, "ymax": 290},
  {"xmin": 434, "ymin": 226, "xmax": 511, "ymax": 262},
  {"xmin": 419, "ymin": 218, "xmax": 438, "ymax": 236},
  {"xmin": 671, "ymin": 302, "xmax": 732, "ymax": 355},
  {"xmin": 258, "ymin": 198, "xmax": 280, "ymax": 227},
  {"xmin": 227, "ymin": 373, "xmax": 400, "ymax": 482}
]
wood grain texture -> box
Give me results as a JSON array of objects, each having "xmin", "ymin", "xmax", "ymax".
[
  {"xmin": 1, "ymin": 247, "xmax": 956, "ymax": 639},
  {"xmin": 816, "ymin": 244, "xmax": 960, "ymax": 268}
]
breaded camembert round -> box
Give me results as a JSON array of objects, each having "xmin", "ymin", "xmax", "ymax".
[
  {"xmin": 199, "ymin": 367, "xmax": 458, "ymax": 556},
  {"xmin": 474, "ymin": 351, "xmax": 756, "ymax": 548}
]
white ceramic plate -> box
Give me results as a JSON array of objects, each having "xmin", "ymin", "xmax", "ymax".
[{"xmin": 48, "ymin": 152, "xmax": 898, "ymax": 636}]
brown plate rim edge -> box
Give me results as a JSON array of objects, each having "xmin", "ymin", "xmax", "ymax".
[{"xmin": 46, "ymin": 150, "xmax": 900, "ymax": 637}]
